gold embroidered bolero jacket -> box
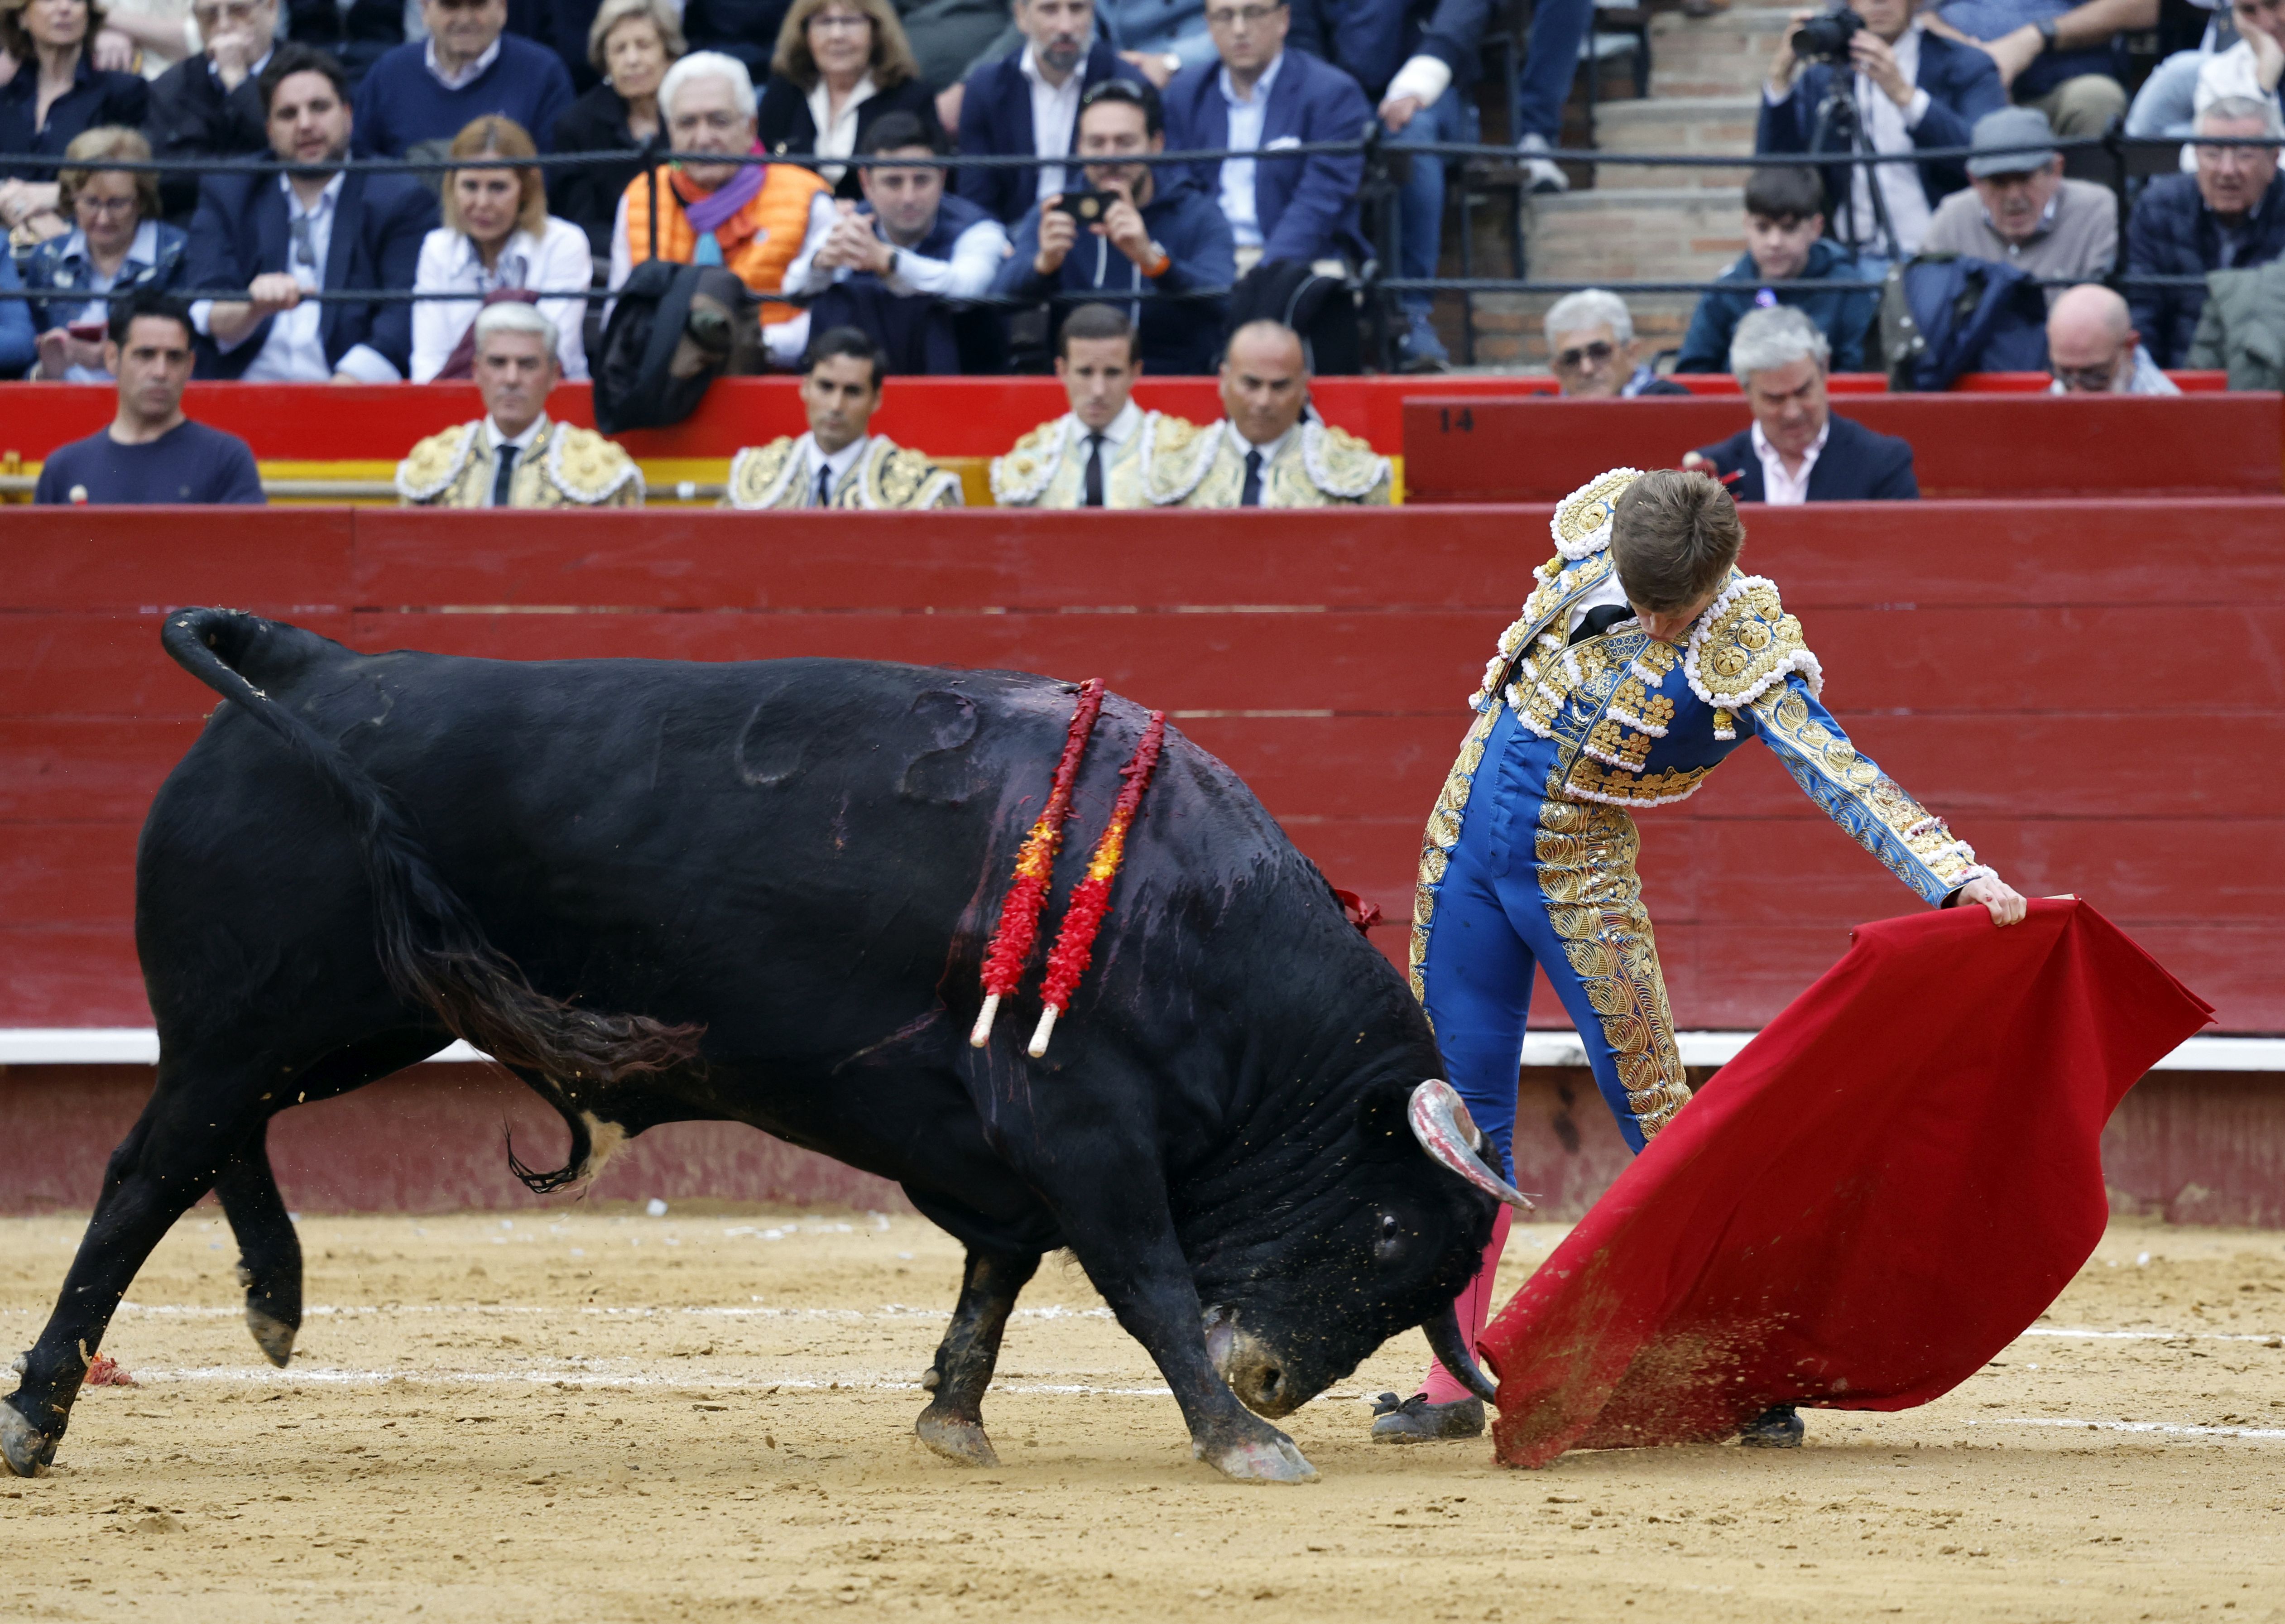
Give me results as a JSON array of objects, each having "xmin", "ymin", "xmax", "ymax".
[
  {"xmin": 725, "ymin": 434, "xmax": 964, "ymax": 510},
  {"xmin": 1427, "ymin": 468, "xmax": 1998, "ymax": 910},
  {"xmin": 1132, "ymin": 416, "xmax": 1393, "ymax": 508},
  {"xmin": 988, "ymin": 412, "xmax": 1153, "ymax": 508},
  {"xmin": 395, "ymin": 418, "xmax": 645, "ymax": 508}
]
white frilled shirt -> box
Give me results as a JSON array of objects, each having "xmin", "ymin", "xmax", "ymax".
[{"xmin": 409, "ymin": 216, "xmax": 594, "ymax": 382}]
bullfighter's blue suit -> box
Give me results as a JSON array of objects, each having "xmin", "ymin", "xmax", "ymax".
[{"xmin": 1413, "ymin": 469, "xmax": 1998, "ymax": 1168}]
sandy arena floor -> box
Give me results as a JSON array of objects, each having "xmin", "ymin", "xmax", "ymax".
[{"xmin": 1, "ymin": 1202, "xmax": 2281, "ymax": 1622}]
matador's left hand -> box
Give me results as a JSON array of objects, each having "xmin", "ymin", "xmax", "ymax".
[{"xmin": 1954, "ymin": 874, "xmax": 2028, "ymax": 926}]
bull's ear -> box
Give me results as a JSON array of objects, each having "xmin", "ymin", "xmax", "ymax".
[{"xmin": 1355, "ymin": 1081, "xmax": 1416, "ymax": 1161}]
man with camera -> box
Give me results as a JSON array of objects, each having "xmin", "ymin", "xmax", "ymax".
[
  {"xmin": 1759, "ymin": 0, "xmax": 2006, "ymax": 258},
  {"xmin": 995, "ymin": 78, "xmax": 1237, "ymax": 375}
]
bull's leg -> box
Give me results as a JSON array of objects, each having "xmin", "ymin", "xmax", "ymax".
[
  {"xmin": 915, "ymin": 1246, "xmax": 1039, "ymax": 1467},
  {"xmin": 214, "ymin": 1129, "xmax": 302, "ymax": 1369},
  {"xmin": 1, "ymin": 1062, "xmax": 264, "ymax": 1477}
]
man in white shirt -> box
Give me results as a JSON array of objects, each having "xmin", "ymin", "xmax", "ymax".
[
  {"xmin": 989, "ymin": 302, "xmax": 1157, "ymax": 506},
  {"xmin": 725, "ymin": 327, "xmax": 963, "ymax": 508},
  {"xmin": 1684, "ymin": 305, "xmax": 1921, "ymax": 501}
]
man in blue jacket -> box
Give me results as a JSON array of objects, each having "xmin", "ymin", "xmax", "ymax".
[
  {"xmin": 1757, "ymin": 0, "xmax": 2004, "ymax": 257},
  {"xmin": 1675, "ymin": 166, "xmax": 1879, "ymax": 373},
  {"xmin": 997, "ymin": 79, "xmax": 1237, "ymax": 373},
  {"xmin": 187, "ymin": 46, "xmax": 439, "ymax": 381},
  {"xmin": 350, "ymin": 0, "xmax": 574, "ymax": 156},
  {"xmin": 1161, "ymin": 0, "xmax": 1371, "ymax": 269},
  {"xmin": 1289, "ymin": 0, "xmax": 1489, "ymax": 368},
  {"xmin": 2126, "ymin": 96, "xmax": 2285, "ymax": 365},
  {"xmin": 957, "ymin": 0, "xmax": 1147, "ymax": 225},
  {"xmin": 1686, "ymin": 306, "xmax": 1918, "ymax": 501}
]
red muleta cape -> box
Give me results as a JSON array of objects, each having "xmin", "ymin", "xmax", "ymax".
[{"xmin": 1479, "ymin": 899, "xmax": 2213, "ymax": 1469}]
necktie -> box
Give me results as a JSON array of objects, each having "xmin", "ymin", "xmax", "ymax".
[
  {"xmin": 1568, "ymin": 602, "xmax": 1634, "ymax": 646},
  {"xmin": 1240, "ymin": 448, "xmax": 1263, "ymax": 507},
  {"xmin": 490, "ymin": 443, "xmax": 519, "ymax": 507},
  {"xmin": 815, "ymin": 462, "xmax": 834, "ymax": 507},
  {"xmin": 1083, "ymin": 432, "xmax": 1106, "ymax": 508}
]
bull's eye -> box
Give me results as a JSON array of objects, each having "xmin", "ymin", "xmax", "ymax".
[{"xmin": 1375, "ymin": 1214, "xmax": 1404, "ymax": 1263}]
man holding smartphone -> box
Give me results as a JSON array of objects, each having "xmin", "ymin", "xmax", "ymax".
[{"xmin": 994, "ymin": 78, "xmax": 1234, "ymax": 374}]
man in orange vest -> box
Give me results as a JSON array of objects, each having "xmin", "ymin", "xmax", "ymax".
[{"xmin": 607, "ymin": 52, "xmax": 837, "ymax": 367}]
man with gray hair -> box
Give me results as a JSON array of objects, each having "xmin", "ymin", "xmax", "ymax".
[
  {"xmin": 1922, "ymin": 106, "xmax": 2118, "ymax": 302},
  {"xmin": 1683, "ymin": 305, "xmax": 1918, "ymax": 503},
  {"xmin": 1541, "ymin": 289, "xmax": 1687, "ymax": 398},
  {"xmin": 2126, "ymin": 95, "xmax": 2285, "ymax": 365},
  {"xmin": 396, "ymin": 301, "xmax": 644, "ymax": 508}
]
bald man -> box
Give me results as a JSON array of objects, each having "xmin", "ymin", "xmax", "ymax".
[
  {"xmin": 1132, "ymin": 319, "xmax": 1393, "ymax": 507},
  {"xmin": 2047, "ymin": 283, "xmax": 2182, "ymax": 397}
]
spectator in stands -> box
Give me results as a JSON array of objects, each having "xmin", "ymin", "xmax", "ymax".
[
  {"xmin": 995, "ymin": 77, "xmax": 1234, "ymax": 374},
  {"xmin": 0, "ymin": 0, "xmax": 148, "ymax": 234},
  {"xmin": 608, "ymin": 49, "xmax": 835, "ymax": 365},
  {"xmin": 1128, "ymin": 317, "xmax": 1390, "ymax": 504},
  {"xmin": 551, "ymin": 0, "xmax": 683, "ymax": 256},
  {"xmin": 1675, "ymin": 166, "xmax": 1879, "ymax": 374},
  {"xmin": 187, "ymin": 46, "xmax": 440, "ymax": 380},
  {"xmin": 144, "ymin": 0, "xmax": 277, "ymax": 224},
  {"xmin": 724, "ymin": 323, "xmax": 965, "ymax": 506},
  {"xmin": 991, "ymin": 302, "xmax": 1156, "ymax": 505},
  {"xmin": 350, "ymin": 0, "xmax": 575, "ymax": 158},
  {"xmin": 1161, "ymin": 0, "xmax": 1368, "ymax": 275},
  {"xmin": 1289, "ymin": 0, "xmax": 1487, "ymax": 369},
  {"xmin": 1542, "ymin": 288, "xmax": 1687, "ymax": 397},
  {"xmin": 2129, "ymin": 0, "xmax": 2285, "ymax": 142},
  {"xmin": 1509, "ymin": 0, "xmax": 1585, "ymax": 193},
  {"xmin": 2046, "ymin": 280, "xmax": 2179, "ymax": 392},
  {"xmin": 397, "ymin": 299, "xmax": 643, "ymax": 504},
  {"xmin": 0, "ymin": 252, "xmax": 35, "ymax": 375},
  {"xmin": 410, "ymin": 115, "xmax": 590, "ymax": 381},
  {"xmin": 955, "ymin": 0, "xmax": 1142, "ymax": 225},
  {"xmin": 1929, "ymin": 0, "xmax": 2150, "ymax": 141},
  {"xmin": 758, "ymin": 0, "xmax": 944, "ymax": 198},
  {"xmin": 1760, "ymin": 0, "xmax": 2005, "ymax": 259},
  {"xmin": 24, "ymin": 125, "xmax": 186, "ymax": 380},
  {"xmin": 35, "ymin": 292, "xmax": 264, "ymax": 504},
  {"xmin": 1923, "ymin": 107, "xmax": 2115, "ymax": 299},
  {"xmin": 2127, "ymin": 95, "xmax": 2285, "ymax": 365},
  {"xmin": 2190, "ymin": 253, "xmax": 2285, "ymax": 385},
  {"xmin": 1685, "ymin": 306, "xmax": 1917, "ymax": 501},
  {"xmin": 786, "ymin": 110, "xmax": 1007, "ymax": 372}
]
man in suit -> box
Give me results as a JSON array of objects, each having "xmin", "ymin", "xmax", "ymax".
[
  {"xmin": 187, "ymin": 46, "xmax": 440, "ymax": 381},
  {"xmin": 144, "ymin": 0, "xmax": 280, "ymax": 225},
  {"xmin": 1685, "ymin": 305, "xmax": 1919, "ymax": 503},
  {"xmin": 1160, "ymin": 0, "xmax": 1371, "ymax": 270},
  {"xmin": 956, "ymin": 0, "xmax": 1147, "ymax": 226},
  {"xmin": 1758, "ymin": 0, "xmax": 2006, "ymax": 258}
]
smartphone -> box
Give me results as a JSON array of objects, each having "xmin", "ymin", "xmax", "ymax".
[
  {"xmin": 1053, "ymin": 189, "xmax": 1111, "ymax": 225},
  {"xmin": 66, "ymin": 320, "xmax": 106, "ymax": 342}
]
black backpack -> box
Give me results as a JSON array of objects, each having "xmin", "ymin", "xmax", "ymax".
[{"xmin": 591, "ymin": 260, "xmax": 757, "ymax": 434}]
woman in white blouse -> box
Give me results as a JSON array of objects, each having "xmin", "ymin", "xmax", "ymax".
[{"xmin": 410, "ymin": 115, "xmax": 594, "ymax": 383}]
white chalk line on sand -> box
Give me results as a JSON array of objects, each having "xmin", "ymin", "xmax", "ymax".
[
  {"xmin": 1, "ymin": 1302, "xmax": 1117, "ymax": 1325},
  {"xmin": 101, "ymin": 1365, "xmax": 1178, "ymax": 1398},
  {"xmin": 1968, "ymin": 1417, "xmax": 2285, "ymax": 1442}
]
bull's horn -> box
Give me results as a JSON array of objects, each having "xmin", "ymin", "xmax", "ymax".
[
  {"xmin": 1423, "ymin": 1298, "xmax": 1498, "ymax": 1406},
  {"xmin": 1407, "ymin": 1079, "xmax": 1536, "ymax": 1211}
]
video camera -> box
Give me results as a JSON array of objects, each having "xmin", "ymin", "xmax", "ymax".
[{"xmin": 1791, "ymin": 3, "xmax": 1864, "ymax": 64}]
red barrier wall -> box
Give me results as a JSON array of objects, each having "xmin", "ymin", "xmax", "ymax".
[
  {"xmin": 1402, "ymin": 394, "xmax": 2285, "ymax": 502},
  {"xmin": 5, "ymin": 500, "xmax": 2277, "ymax": 1038}
]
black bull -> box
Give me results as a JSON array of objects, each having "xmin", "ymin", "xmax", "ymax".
[{"xmin": 2, "ymin": 609, "xmax": 1515, "ymax": 1485}]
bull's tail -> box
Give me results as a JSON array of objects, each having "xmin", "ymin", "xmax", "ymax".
[{"xmin": 161, "ymin": 608, "xmax": 705, "ymax": 1097}]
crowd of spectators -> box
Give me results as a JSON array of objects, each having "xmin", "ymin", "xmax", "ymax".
[{"xmin": 0, "ymin": 0, "xmax": 2280, "ymax": 397}]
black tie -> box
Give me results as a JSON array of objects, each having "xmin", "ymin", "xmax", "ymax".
[
  {"xmin": 815, "ymin": 462, "xmax": 834, "ymax": 507},
  {"xmin": 1240, "ymin": 447, "xmax": 1263, "ymax": 507},
  {"xmin": 1083, "ymin": 432, "xmax": 1106, "ymax": 507},
  {"xmin": 1568, "ymin": 603, "xmax": 1634, "ymax": 645},
  {"xmin": 490, "ymin": 443, "xmax": 518, "ymax": 507}
]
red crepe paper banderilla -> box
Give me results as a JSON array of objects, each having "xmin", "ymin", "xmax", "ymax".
[{"xmin": 967, "ymin": 680, "xmax": 1167, "ymax": 1059}]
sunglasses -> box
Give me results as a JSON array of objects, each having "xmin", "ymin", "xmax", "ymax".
[
  {"xmin": 1554, "ymin": 339, "xmax": 1616, "ymax": 370},
  {"xmin": 2050, "ymin": 360, "xmax": 2118, "ymax": 392}
]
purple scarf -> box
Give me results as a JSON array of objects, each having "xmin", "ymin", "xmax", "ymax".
[{"xmin": 682, "ymin": 145, "xmax": 768, "ymax": 234}]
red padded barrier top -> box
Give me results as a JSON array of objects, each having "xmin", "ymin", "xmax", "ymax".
[{"xmin": 1402, "ymin": 393, "xmax": 2285, "ymax": 502}]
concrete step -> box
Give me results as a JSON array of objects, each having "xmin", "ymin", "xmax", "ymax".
[
  {"xmin": 1648, "ymin": 5, "xmax": 1799, "ymax": 99},
  {"xmin": 1591, "ymin": 96, "xmax": 1764, "ymax": 187}
]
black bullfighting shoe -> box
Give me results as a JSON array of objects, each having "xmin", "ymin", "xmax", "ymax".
[
  {"xmin": 1369, "ymin": 1391, "xmax": 1486, "ymax": 1443},
  {"xmin": 1737, "ymin": 1405, "xmax": 1805, "ymax": 1448}
]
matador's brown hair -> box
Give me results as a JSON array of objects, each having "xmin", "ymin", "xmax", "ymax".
[{"xmin": 1609, "ymin": 469, "xmax": 1743, "ymax": 613}]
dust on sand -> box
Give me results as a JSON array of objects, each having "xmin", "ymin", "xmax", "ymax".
[{"xmin": 2, "ymin": 1205, "xmax": 2281, "ymax": 1622}]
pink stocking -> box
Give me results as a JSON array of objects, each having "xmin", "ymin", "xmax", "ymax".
[{"xmin": 1419, "ymin": 1205, "xmax": 1513, "ymax": 1405}]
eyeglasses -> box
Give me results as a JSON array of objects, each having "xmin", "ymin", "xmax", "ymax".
[
  {"xmin": 1553, "ymin": 339, "xmax": 1615, "ymax": 370},
  {"xmin": 191, "ymin": 0, "xmax": 262, "ymax": 24},
  {"xmin": 807, "ymin": 10, "xmax": 871, "ymax": 31},
  {"xmin": 2050, "ymin": 360, "xmax": 2119, "ymax": 392},
  {"xmin": 1204, "ymin": 3, "xmax": 1282, "ymax": 27},
  {"xmin": 74, "ymin": 191, "xmax": 138, "ymax": 215}
]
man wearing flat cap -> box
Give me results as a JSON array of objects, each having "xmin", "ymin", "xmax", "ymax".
[{"xmin": 1922, "ymin": 106, "xmax": 2118, "ymax": 301}]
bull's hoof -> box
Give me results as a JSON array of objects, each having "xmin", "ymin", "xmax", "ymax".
[
  {"xmin": 1195, "ymin": 1429, "xmax": 1317, "ymax": 1485},
  {"xmin": 245, "ymin": 1305, "xmax": 297, "ymax": 1369},
  {"xmin": 916, "ymin": 1410, "xmax": 999, "ymax": 1468},
  {"xmin": 0, "ymin": 1398, "xmax": 51, "ymax": 1479}
]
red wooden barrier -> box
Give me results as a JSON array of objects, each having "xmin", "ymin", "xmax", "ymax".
[
  {"xmin": 1402, "ymin": 393, "xmax": 2285, "ymax": 502},
  {"xmin": 4, "ymin": 501, "xmax": 2276, "ymax": 1036}
]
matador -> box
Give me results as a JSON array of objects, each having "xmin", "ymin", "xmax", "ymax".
[{"xmin": 1371, "ymin": 467, "xmax": 2027, "ymax": 1447}]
